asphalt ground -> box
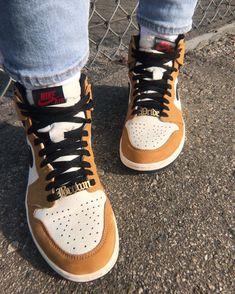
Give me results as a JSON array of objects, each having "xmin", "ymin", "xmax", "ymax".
[{"xmin": 0, "ymin": 33, "xmax": 234, "ymax": 293}]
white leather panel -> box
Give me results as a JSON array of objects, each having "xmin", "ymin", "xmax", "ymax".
[
  {"xmin": 34, "ymin": 190, "xmax": 106, "ymax": 255},
  {"xmin": 126, "ymin": 116, "xmax": 178, "ymax": 150}
]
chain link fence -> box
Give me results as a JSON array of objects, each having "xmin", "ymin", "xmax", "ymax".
[
  {"xmin": 89, "ymin": 0, "xmax": 235, "ymax": 65},
  {"xmin": 0, "ymin": 0, "xmax": 234, "ymax": 97}
]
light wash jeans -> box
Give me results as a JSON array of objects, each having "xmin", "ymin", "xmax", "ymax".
[{"xmin": 0, "ymin": 0, "xmax": 197, "ymax": 88}]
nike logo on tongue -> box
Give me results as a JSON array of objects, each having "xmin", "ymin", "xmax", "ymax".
[
  {"xmin": 154, "ymin": 38, "xmax": 175, "ymax": 53},
  {"xmin": 32, "ymin": 86, "xmax": 66, "ymax": 107}
]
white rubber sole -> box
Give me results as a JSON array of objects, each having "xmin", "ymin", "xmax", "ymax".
[
  {"xmin": 25, "ymin": 188, "xmax": 119, "ymax": 282},
  {"xmin": 120, "ymin": 126, "xmax": 185, "ymax": 171}
]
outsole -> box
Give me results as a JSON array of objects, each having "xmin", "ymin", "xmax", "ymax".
[
  {"xmin": 25, "ymin": 188, "xmax": 119, "ymax": 282},
  {"xmin": 119, "ymin": 126, "xmax": 185, "ymax": 172}
]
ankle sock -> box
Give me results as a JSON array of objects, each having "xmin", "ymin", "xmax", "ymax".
[
  {"xmin": 140, "ymin": 26, "xmax": 178, "ymax": 51},
  {"xmin": 140, "ymin": 26, "xmax": 178, "ymax": 42}
]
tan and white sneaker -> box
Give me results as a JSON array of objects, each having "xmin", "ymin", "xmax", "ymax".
[
  {"xmin": 120, "ymin": 35, "xmax": 186, "ymax": 171},
  {"xmin": 14, "ymin": 74, "xmax": 119, "ymax": 282}
]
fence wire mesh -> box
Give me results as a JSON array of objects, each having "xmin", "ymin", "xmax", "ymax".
[{"xmin": 89, "ymin": 0, "xmax": 235, "ymax": 66}]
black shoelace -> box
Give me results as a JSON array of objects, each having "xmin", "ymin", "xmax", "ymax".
[
  {"xmin": 18, "ymin": 92, "xmax": 95, "ymax": 202},
  {"xmin": 131, "ymin": 45, "xmax": 181, "ymax": 117}
]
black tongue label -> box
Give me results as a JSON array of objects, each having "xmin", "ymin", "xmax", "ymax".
[
  {"xmin": 154, "ymin": 38, "xmax": 175, "ymax": 53},
  {"xmin": 32, "ymin": 86, "xmax": 66, "ymax": 107}
]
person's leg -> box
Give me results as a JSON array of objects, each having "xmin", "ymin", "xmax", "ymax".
[
  {"xmin": 120, "ymin": 1, "xmax": 198, "ymax": 171},
  {"xmin": 0, "ymin": 0, "xmax": 89, "ymax": 88},
  {"xmin": 0, "ymin": 0, "xmax": 118, "ymax": 281},
  {"xmin": 137, "ymin": 0, "xmax": 198, "ymax": 36}
]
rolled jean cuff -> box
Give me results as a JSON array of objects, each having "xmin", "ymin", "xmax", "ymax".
[
  {"xmin": 2, "ymin": 52, "xmax": 89, "ymax": 89},
  {"xmin": 137, "ymin": 15, "xmax": 192, "ymax": 35}
]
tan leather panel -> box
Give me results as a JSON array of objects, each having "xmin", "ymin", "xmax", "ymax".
[
  {"xmin": 27, "ymin": 172, "xmax": 55, "ymax": 209},
  {"xmin": 28, "ymin": 198, "xmax": 116, "ymax": 275},
  {"xmin": 85, "ymin": 132, "xmax": 104, "ymax": 193},
  {"xmin": 176, "ymin": 38, "xmax": 185, "ymax": 65},
  {"xmin": 83, "ymin": 77, "xmax": 104, "ymax": 193}
]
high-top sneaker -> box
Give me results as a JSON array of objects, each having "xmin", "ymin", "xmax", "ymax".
[
  {"xmin": 14, "ymin": 74, "xmax": 119, "ymax": 282},
  {"xmin": 120, "ymin": 35, "xmax": 185, "ymax": 171}
]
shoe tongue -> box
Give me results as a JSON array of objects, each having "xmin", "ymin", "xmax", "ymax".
[
  {"xmin": 26, "ymin": 79, "xmax": 81, "ymax": 107},
  {"xmin": 27, "ymin": 77, "xmax": 84, "ymax": 144},
  {"xmin": 139, "ymin": 35, "xmax": 175, "ymax": 53},
  {"xmin": 154, "ymin": 38, "xmax": 175, "ymax": 53},
  {"xmin": 138, "ymin": 35, "xmax": 176, "ymax": 81}
]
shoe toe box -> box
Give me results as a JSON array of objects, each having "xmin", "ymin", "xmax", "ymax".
[
  {"xmin": 126, "ymin": 116, "xmax": 179, "ymax": 150},
  {"xmin": 35, "ymin": 190, "xmax": 106, "ymax": 255},
  {"xmin": 27, "ymin": 189, "xmax": 118, "ymax": 279}
]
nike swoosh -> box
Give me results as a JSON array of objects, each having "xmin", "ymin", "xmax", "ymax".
[
  {"xmin": 27, "ymin": 145, "xmax": 33, "ymax": 168},
  {"xmin": 38, "ymin": 97, "xmax": 58, "ymax": 106}
]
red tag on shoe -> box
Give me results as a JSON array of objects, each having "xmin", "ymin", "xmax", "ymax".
[
  {"xmin": 154, "ymin": 38, "xmax": 175, "ymax": 53},
  {"xmin": 32, "ymin": 86, "xmax": 66, "ymax": 107}
]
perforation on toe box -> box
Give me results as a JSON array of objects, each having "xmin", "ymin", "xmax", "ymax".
[
  {"xmin": 126, "ymin": 116, "xmax": 179, "ymax": 150},
  {"xmin": 34, "ymin": 190, "xmax": 106, "ymax": 255}
]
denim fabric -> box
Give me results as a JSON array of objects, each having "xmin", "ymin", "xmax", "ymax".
[
  {"xmin": 0, "ymin": 0, "xmax": 90, "ymax": 88},
  {"xmin": 0, "ymin": 0, "xmax": 197, "ymax": 88},
  {"xmin": 138, "ymin": 0, "xmax": 198, "ymax": 35}
]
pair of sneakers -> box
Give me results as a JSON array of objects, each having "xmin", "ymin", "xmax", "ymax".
[{"xmin": 14, "ymin": 35, "xmax": 185, "ymax": 281}]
